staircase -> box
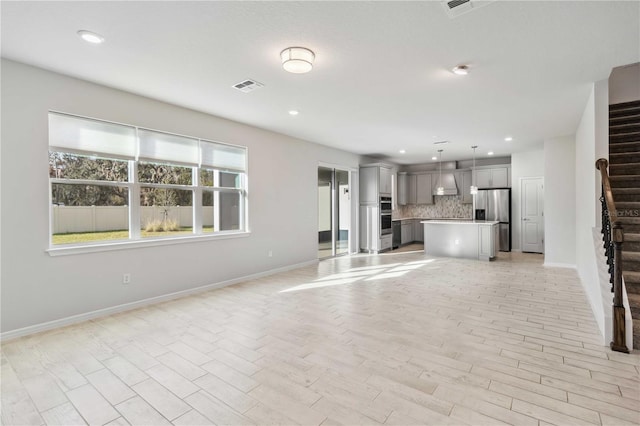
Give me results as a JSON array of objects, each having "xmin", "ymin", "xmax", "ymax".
[{"xmin": 608, "ymin": 99, "xmax": 640, "ymax": 349}]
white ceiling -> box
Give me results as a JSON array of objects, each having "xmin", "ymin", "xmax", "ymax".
[{"xmin": 2, "ymin": 1, "xmax": 639, "ymax": 164}]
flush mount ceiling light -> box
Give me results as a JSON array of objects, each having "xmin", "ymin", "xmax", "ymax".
[
  {"xmin": 288, "ymin": 110, "xmax": 299, "ymax": 116},
  {"xmin": 452, "ymin": 65, "xmax": 469, "ymax": 75},
  {"xmin": 77, "ymin": 30, "xmax": 105, "ymax": 44},
  {"xmin": 505, "ymin": 136, "xmax": 513, "ymax": 142},
  {"xmin": 280, "ymin": 47, "xmax": 315, "ymax": 74}
]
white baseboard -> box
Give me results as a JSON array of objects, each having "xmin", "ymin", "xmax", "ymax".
[
  {"xmin": 0, "ymin": 259, "xmax": 318, "ymax": 342},
  {"xmin": 543, "ymin": 262, "xmax": 577, "ymax": 269}
]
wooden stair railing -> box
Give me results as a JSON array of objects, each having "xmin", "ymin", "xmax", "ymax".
[{"xmin": 596, "ymin": 158, "xmax": 629, "ymax": 353}]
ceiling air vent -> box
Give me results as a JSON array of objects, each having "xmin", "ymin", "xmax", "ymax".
[
  {"xmin": 448, "ymin": 0, "xmax": 470, "ymax": 9},
  {"xmin": 232, "ymin": 79, "xmax": 264, "ymax": 93},
  {"xmin": 433, "ymin": 140, "xmax": 450, "ymax": 145},
  {"xmin": 442, "ymin": 0, "xmax": 495, "ymax": 18}
]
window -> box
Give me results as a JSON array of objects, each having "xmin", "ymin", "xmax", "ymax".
[{"xmin": 49, "ymin": 112, "xmax": 248, "ymax": 247}]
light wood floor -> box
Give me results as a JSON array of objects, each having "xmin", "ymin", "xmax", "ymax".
[{"xmin": 2, "ymin": 251, "xmax": 639, "ymax": 425}]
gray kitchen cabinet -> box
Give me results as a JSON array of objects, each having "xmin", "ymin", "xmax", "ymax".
[
  {"xmin": 475, "ymin": 166, "xmax": 510, "ymax": 188},
  {"xmin": 491, "ymin": 167, "xmax": 509, "ymax": 187},
  {"xmin": 407, "ymin": 174, "xmax": 417, "ymax": 204},
  {"xmin": 413, "ymin": 219, "xmax": 424, "ymax": 242},
  {"xmin": 401, "ymin": 221, "xmax": 413, "ymax": 245},
  {"xmin": 379, "ymin": 166, "xmax": 392, "ymax": 195},
  {"xmin": 415, "ymin": 173, "xmax": 433, "ymax": 204},
  {"xmin": 397, "ymin": 172, "xmax": 407, "ymax": 205},
  {"xmin": 360, "ymin": 164, "xmax": 393, "ymax": 253},
  {"xmin": 360, "ymin": 164, "xmax": 393, "ymax": 203},
  {"xmin": 457, "ymin": 170, "xmax": 473, "ymax": 204}
]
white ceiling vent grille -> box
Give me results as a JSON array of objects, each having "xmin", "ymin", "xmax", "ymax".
[
  {"xmin": 442, "ymin": 0, "xmax": 495, "ymax": 18},
  {"xmin": 433, "ymin": 140, "xmax": 450, "ymax": 145},
  {"xmin": 232, "ymin": 79, "xmax": 264, "ymax": 93}
]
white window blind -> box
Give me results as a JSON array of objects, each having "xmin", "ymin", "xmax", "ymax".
[
  {"xmin": 48, "ymin": 113, "xmax": 136, "ymax": 159},
  {"xmin": 138, "ymin": 129, "xmax": 199, "ymax": 166},
  {"xmin": 200, "ymin": 141, "xmax": 247, "ymax": 172}
]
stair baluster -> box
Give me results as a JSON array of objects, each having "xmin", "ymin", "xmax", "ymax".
[{"xmin": 596, "ymin": 158, "xmax": 628, "ymax": 353}]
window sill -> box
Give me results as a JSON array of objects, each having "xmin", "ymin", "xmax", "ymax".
[{"xmin": 46, "ymin": 231, "xmax": 251, "ymax": 257}]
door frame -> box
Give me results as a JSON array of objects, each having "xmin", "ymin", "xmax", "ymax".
[
  {"xmin": 519, "ymin": 176, "xmax": 544, "ymax": 253},
  {"xmin": 318, "ymin": 162, "xmax": 358, "ymax": 258}
]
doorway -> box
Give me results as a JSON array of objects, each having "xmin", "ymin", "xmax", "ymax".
[
  {"xmin": 318, "ymin": 167, "xmax": 351, "ymax": 259},
  {"xmin": 521, "ymin": 177, "xmax": 544, "ymax": 253}
]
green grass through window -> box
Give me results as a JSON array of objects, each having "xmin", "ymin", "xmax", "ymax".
[{"xmin": 52, "ymin": 226, "xmax": 214, "ymax": 245}]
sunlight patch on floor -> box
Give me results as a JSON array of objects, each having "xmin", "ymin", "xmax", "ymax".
[{"xmin": 280, "ymin": 259, "xmax": 436, "ymax": 292}]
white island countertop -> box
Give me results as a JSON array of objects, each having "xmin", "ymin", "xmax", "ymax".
[
  {"xmin": 420, "ymin": 220, "xmax": 498, "ymax": 225},
  {"xmin": 422, "ymin": 220, "xmax": 499, "ymax": 260}
]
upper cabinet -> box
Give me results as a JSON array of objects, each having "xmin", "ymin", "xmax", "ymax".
[
  {"xmin": 397, "ymin": 172, "xmax": 407, "ymax": 205},
  {"xmin": 395, "ymin": 164, "xmax": 510, "ymax": 206},
  {"xmin": 360, "ymin": 164, "xmax": 393, "ymax": 203},
  {"xmin": 456, "ymin": 170, "xmax": 473, "ymax": 204},
  {"xmin": 379, "ymin": 166, "xmax": 392, "ymax": 196},
  {"xmin": 475, "ymin": 166, "xmax": 510, "ymax": 189},
  {"xmin": 407, "ymin": 174, "xmax": 417, "ymax": 205},
  {"xmin": 416, "ymin": 173, "xmax": 433, "ymax": 204}
]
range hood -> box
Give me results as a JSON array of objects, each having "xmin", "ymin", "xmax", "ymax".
[{"xmin": 433, "ymin": 172, "xmax": 458, "ymax": 196}]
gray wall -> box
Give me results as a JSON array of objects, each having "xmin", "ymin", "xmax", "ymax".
[
  {"xmin": 511, "ymin": 148, "xmax": 545, "ymax": 252},
  {"xmin": 0, "ymin": 60, "xmax": 363, "ymax": 335},
  {"xmin": 543, "ymin": 135, "xmax": 576, "ymax": 267},
  {"xmin": 574, "ymin": 79, "xmax": 609, "ymax": 341}
]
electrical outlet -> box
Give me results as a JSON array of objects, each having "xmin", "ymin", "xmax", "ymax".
[
  {"xmin": 122, "ymin": 273, "xmax": 131, "ymax": 284},
  {"xmin": 268, "ymin": 250, "xmax": 273, "ymax": 257}
]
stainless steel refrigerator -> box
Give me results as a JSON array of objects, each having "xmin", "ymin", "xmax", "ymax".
[{"xmin": 475, "ymin": 189, "xmax": 511, "ymax": 252}]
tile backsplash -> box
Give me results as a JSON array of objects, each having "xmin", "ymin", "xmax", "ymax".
[{"xmin": 396, "ymin": 195, "xmax": 472, "ymax": 219}]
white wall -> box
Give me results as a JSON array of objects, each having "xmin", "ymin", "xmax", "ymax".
[
  {"xmin": 0, "ymin": 59, "xmax": 364, "ymax": 335},
  {"xmin": 574, "ymin": 80, "xmax": 610, "ymax": 342},
  {"xmin": 511, "ymin": 148, "xmax": 544, "ymax": 251},
  {"xmin": 609, "ymin": 63, "xmax": 640, "ymax": 105},
  {"xmin": 543, "ymin": 135, "xmax": 576, "ymax": 267}
]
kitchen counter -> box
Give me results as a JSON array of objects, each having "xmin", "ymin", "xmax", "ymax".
[
  {"xmin": 392, "ymin": 217, "xmax": 472, "ymax": 222},
  {"xmin": 421, "ymin": 220, "xmax": 498, "ymax": 261},
  {"xmin": 422, "ymin": 220, "xmax": 497, "ymax": 225}
]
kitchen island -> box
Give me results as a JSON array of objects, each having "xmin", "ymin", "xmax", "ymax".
[{"xmin": 421, "ymin": 220, "xmax": 499, "ymax": 261}]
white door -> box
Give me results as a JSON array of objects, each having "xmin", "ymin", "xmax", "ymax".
[{"xmin": 521, "ymin": 177, "xmax": 544, "ymax": 253}]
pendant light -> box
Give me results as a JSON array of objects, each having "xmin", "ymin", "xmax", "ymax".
[
  {"xmin": 470, "ymin": 145, "xmax": 478, "ymax": 195},
  {"xmin": 436, "ymin": 149, "xmax": 444, "ymax": 195}
]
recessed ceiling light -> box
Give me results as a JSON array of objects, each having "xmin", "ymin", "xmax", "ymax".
[
  {"xmin": 452, "ymin": 65, "xmax": 469, "ymax": 75},
  {"xmin": 77, "ymin": 30, "xmax": 105, "ymax": 44},
  {"xmin": 432, "ymin": 156, "xmax": 438, "ymax": 160},
  {"xmin": 399, "ymin": 149, "xmax": 406, "ymax": 154},
  {"xmin": 288, "ymin": 110, "xmax": 299, "ymax": 116},
  {"xmin": 280, "ymin": 47, "xmax": 315, "ymax": 74},
  {"xmin": 504, "ymin": 136, "xmax": 513, "ymax": 142},
  {"xmin": 487, "ymin": 151, "xmax": 494, "ymax": 156}
]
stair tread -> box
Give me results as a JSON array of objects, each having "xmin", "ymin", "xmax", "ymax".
[
  {"xmin": 618, "ymin": 217, "xmax": 640, "ymax": 223},
  {"xmin": 609, "ymin": 162, "xmax": 640, "ymax": 167},
  {"xmin": 610, "ymin": 151, "xmax": 640, "ymax": 156},
  {"xmin": 625, "ymin": 233, "xmax": 640, "ymax": 241},
  {"xmin": 612, "ymin": 187, "xmax": 640, "ymax": 192},
  {"xmin": 609, "ymin": 174, "xmax": 640, "ymax": 179},
  {"xmin": 610, "ymin": 100, "xmax": 640, "ymax": 110},
  {"xmin": 610, "ymin": 113, "xmax": 640, "ymax": 121}
]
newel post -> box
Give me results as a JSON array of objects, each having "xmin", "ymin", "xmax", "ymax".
[{"xmin": 610, "ymin": 223, "xmax": 629, "ymax": 353}]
